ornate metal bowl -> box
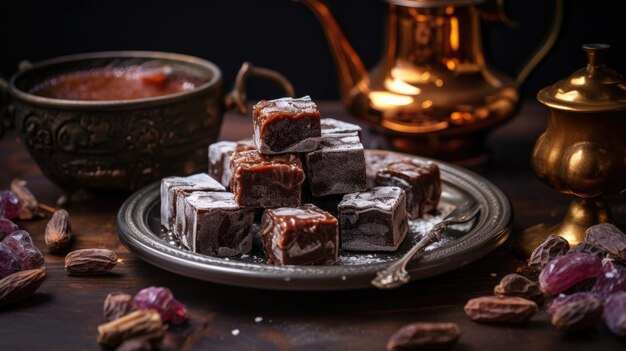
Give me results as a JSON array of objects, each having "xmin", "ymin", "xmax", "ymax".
[{"xmin": 2, "ymin": 51, "xmax": 293, "ymax": 202}]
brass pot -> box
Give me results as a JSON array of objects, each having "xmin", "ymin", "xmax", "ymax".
[
  {"xmin": 0, "ymin": 51, "xmax": 293, "ymax": 203},
  {"xmin": 298, "ymin": 0, "xmax": 563, "ymax": 164},
  {"xmin": 517, "ymin": 44, "xmax": 626, "ymax": 256}
]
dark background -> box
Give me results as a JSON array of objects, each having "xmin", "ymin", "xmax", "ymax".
[{"xmin": 1, "ymin": 0, "xmax": 624, "ymax": 100}]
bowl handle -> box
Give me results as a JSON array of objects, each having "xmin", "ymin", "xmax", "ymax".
[
  {"xmin": 0, "ymin": 61, "xmax": 32, "ymax": 138},
  {"xmin": 225, "ymin": 62, "xmax": 296, "ymax": 115}
]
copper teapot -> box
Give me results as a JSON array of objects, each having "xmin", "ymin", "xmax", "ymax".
[{"xmin": 298, "ymin": 0, "xmax": 563, "ymax": 163}]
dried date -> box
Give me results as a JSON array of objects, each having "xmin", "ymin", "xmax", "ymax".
[
  {"xmin": 104, "ymin": 293, "xmax": 136, "ymax": 321},
  {"xmin": 514, "ymin": 264, "xmax": 539, "ymax": 281},
  {"xmin": 65, "ymin": 249, "xmax": 118, "ymax": 276},
  {"xmin": 97, "ymin": 309, "xmax": 166, "ymax": 348},
  {"xmin": 528, "ymin": 235, "xmax": 569, "ymax": 271},
  {"xmin": 464, "ymin": 296, "xmax": 537, "ymax": 324},
  {"xmin": 10, "ymin": 178, "xmax": 40, "ymax": 220},
  {"xmin": 45, "ymin": 209, "xmax": 72, "ymax": 253},
  {"xmin": 551, "ymin": 297, "xmax": 603, "ymax": 332},
  {"xmin": 494, "ymin": 274, "xmax": 544, "ymax": 304},
  {"xmin": 584, "ymin": 223, "xmax": 626, "ymax": 260},
  {"xmin": 387, "ymin": 322, "xmax": 460, "ymax": 351},
  {"xmin": 0, "ymin": 269, "xmax": 46, "ymax": 308}
]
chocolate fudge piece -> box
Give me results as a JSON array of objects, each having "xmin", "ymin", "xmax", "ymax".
[
  {"xmin": 208, "ymin": 140, "xmax": 255, "ymax": 188},
  {"xmin": 259, "ymin": 204, "xmax": 339, "ymax": 265},
  {"xmin": 305, "ymin": 132, "xmax": 367, "ymax": 197},
  {"xmin": 174, "ymin": 191, "xmax": 254, "ymax": 257},
  {"xmin": 230, "ymin": 150, "xmax": 305, "ymax": 208},
  {"xmin": 321, "ymin": 118, "xmax": 362, "ymax": 138},
  {"xmin": 365, "ymin": 152, "xmax": 404, "ymax": 188},
  {"xmin": 160, "ymin": 173, "xmax": 225, "ymax": 229},
  {"xmin": 253, "ymin": 96, "xmax": 321, "ymax": 154},
  {"xmin": 375, "ymin": 159, "xmax": 441, "ymax": 218},
  {"xmin": 338, "ymin": 186, "xmax": 408, "ymax": 252}
]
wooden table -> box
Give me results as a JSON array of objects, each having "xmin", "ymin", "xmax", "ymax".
[{"xmin": 1, "ymin": 101, "xmax": 625, "ymax": 351}]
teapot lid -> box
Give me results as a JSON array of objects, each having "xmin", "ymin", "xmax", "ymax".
[
  {"xmin": 537, "ymin": 44, "xmax": 626, "ymax": 112},
  {"xmin": 384, "ymin": 0, "xmax": 485, "ymax": 7}
]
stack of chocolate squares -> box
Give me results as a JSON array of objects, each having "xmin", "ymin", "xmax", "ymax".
[{"xmin": 161, "ymin": 96, "xmax": 442, "ymax": 265}]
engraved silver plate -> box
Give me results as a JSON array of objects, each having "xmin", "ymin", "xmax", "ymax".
[{"xmin": 117, "ymin": 150, "xmax": 511, "ymax": 290}]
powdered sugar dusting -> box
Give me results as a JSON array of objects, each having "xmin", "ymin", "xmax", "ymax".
[
  {"xmin": 255, "ymin": 96, "xmax": 318, "ymax": 116},
  {"xmin": 339, "ymin": 186, "xmax": 404, "ymax": 211},
  {"xmin": 317, "ymin": 132, "xmax": 362, "ymax": 150},
  {"xmin": 340, "ymin": 253, "xmax": 388, "ymax": 265},
  {"xmin": 321, "ymin": 118, "xmax": 362, "ymax": 136},
  {"xmin": 185, "ymin": 192, "xmax": 239, "ymax": 209}
]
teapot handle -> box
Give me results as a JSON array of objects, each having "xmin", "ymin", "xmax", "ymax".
[
  {"xmin": 482, "ymin": 0, "xmax": 563, "ymax": 87},
  {"xmin": 225, "ymin": 62, "xmax": 296, "ymax": 115}
]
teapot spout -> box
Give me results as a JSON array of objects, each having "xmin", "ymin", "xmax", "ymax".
[{"xmin": 296, "ymin": 0, "xmax": 366, "ymax": 103}]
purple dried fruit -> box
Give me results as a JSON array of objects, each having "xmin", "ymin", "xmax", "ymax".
[
  {"xmin": 585, "ymin": 223, "xmax": 626, "ymax": 260},
  {"xmin": 539, "ymin": 253, "xmax": 602, "ymax": 295},
  {"xmin": 0, "ymin": 243, "xmax": 22, "ymax": 278},
  {"xmin": 2, "ymin": 230, "xmax": 44, "ymax": 270},
  {"xmin": 549, "ymin": 292, "xmax": 599, "ymax": 314},
  {"xmin": 603, "ymin": 291, "xmax": 626, "ymax": 337},
  {"xmin": 563, "ymin": 278, "xmax": 597, "ymax": 294},
  {"xmin": 568, "ymin": 242, "xmax": 612, "ymax": 259},
  {"xmin": 528, "ymin": 235, "xmax": 569, "ymax": 271},
  {"xmin": 0, "ymin": 218, "xmax": 18, "ymax": 241},
  {"xmin": 592, "ymin": 260, "xmax": 626, "ymax": 299},
  {"xmin": 0, "ymin": 190, "xmax": 20, "ymax": 220},
  {"xmin": 133, "ymin": 287, "xmax": 186, "ymax": 325},
  {"xmin": 551, "ymin": 297, "xmax": 603, "ymax": 332}
]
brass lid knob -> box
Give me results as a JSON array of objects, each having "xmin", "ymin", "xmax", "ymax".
[
  {"xmin": 537, "ymin": 44, "xmax": 626, "ymax": 112},
  {"xmin": 583, "ymin": 43, "xmax": 609, "ymax": 67}
]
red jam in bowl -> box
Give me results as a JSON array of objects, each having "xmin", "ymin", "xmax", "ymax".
[{"xmin": 29, "ymin": 65, "xmax": 207, "ymax": 101}]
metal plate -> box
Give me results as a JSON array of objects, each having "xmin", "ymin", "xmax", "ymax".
[{"xmin": 117, "ymin": 150, "xmax": 511, "ymax": 290}]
